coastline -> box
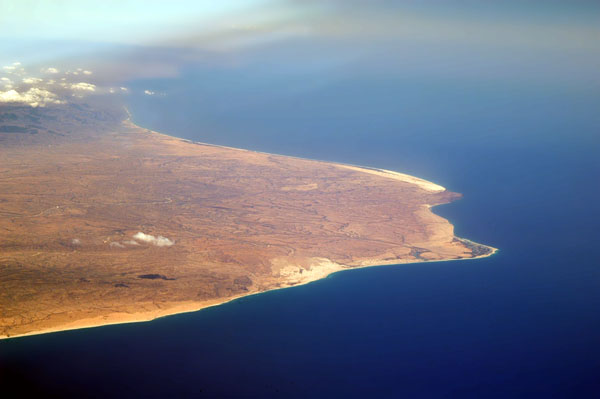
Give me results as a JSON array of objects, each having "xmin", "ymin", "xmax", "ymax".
[
  {"xmin": 122, "ymin": 110, "xmax": 447, "ymax": 194},
  {"xmin": 1, "ymin": 242, "xmax": 497, "ymax": 341},
  {"xmin": 0, "ymin": 115, "xmax": 498, "ymax": 341}
]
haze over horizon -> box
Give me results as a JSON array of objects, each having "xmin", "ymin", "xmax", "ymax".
[{"xmin": 2, "ymin": 0, "xmax": 598, "ymax": 92}]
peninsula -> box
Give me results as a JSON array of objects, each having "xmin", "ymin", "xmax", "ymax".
[{"xmin": 0, "ymin": 103, "xmax": 496, "ymax": 339}]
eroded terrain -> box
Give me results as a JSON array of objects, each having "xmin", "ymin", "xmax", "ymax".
[{"xmin": 0, "ymin": 103, "xmax": 495, "ymax": 339}]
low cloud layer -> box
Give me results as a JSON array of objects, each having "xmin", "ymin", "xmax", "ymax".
[
  {"xmin": 70, "ymin": 82, "xmax": 96, "ymax": 92},
  {"xmin": 22, "ymin": 77, "xmax": 43, "ymax": 84},
  {"xmin": 133, "ymin": 232, "xmax": 174, "ymax": 247},
  {"xmin": 0, "ymin": 88, "xmax": 64, "ymax": 107},
  {"xmin": 0, "ymin": 62, "xmax": 110, "ymax": 107},
  {"xmin": 43, "ymin": 67, "xmax": 59, "ymax": 74},
  {"xmin": 1, "ymin": 61, "xmax": 141, "ymax": 106},
  {"xmin": 3, "ymin": 62, "xmax": 22, "ymax": 72}
]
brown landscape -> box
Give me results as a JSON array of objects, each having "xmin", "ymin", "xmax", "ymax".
[{"xmin": 0, "ymin": 103, "xmax": 496, "ymax": 339}]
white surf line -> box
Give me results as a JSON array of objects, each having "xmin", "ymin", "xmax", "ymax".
[{"xmin": 122, "ymin": 108, "xmax": 446, "ymax": 193}]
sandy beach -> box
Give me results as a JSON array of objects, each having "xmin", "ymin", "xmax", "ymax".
[
  {"xmin": 0, "ymin": 108, "xmax": 497, "ymax": 340},
  {"xmin": 2, "ymin": 239, "xmax": 496, "ymax": 341}
]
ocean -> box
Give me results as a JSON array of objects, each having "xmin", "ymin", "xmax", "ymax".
[
  {"xmin": 2, "ymin": 3, "xmax": 600, "ymax": 392},
  {"xmin": 2, "ymin": 65, "xmax": 599, "ymax": 397}
]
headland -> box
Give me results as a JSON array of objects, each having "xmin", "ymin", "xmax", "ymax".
[{"xmin": 0, "ymin": 103, "xmax": 496, "ymax": 339}]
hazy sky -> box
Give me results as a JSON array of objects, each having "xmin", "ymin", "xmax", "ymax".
[
  {"xmin": 0, "ymin": 1, "xmax": 269, "ymax": 43},
  {"xmin": 1, "ymin": 1, "xmax": 598, "ymax": 95},
  {"xmin": 2, "ymin": 1, "xmax": 598, "ymax": 46}
]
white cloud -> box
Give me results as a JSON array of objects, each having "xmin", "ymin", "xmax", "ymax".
[
  {"xmin": 0, "ymin": 77, "xmax": 12, "ymax": 88},
  {"xmin": 0, "ymin": 90, "xmax": 20, "ymax": 102},
  {"xmin": 22, "ymin": 77, "xmax": 43, "ymax": 84},
  {"xmin": 144, "ymin": 89, "xmax": 155, "ymax": 96},
  {"xmin": 0, "ymin": 88, "xmax": 64, "ymax": 107},
  {"xmin": 133, "ymin": 232, "xmax": 174, "ymax": 247},
  {"xmin": 120, "ymin": 87, "xmax": 129, "ymax": 92},
  {"xmin": 83, "ymin": 70, "xmax": 92, "ymax": 75},
  {"xmin": 0, "ymin": 78, "xmax": 14, "ymax": 89},
  {"xmin": 3, "ymin": 62, "xmax": 24, "ymax": 75},
  {"xmin": 43, "ymin": 67, "xmax": 59, "ymax": 74},
  {"xmin": 70, "ymin": 82, "xmax": 96, "ymax": 92},
  {"xmin": 123, "ymin": 240, "xmax": 140, "ymax": 246},
  {"xmin": 110, "ymin": 242, "xmax": 125, "ymax": 248}
]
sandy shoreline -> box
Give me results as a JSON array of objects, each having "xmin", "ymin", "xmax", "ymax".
[
  {"xmin": 1, "ymin": 115, "xmax": 497, "ymax": 341},
  {"xmin": 122, "ymin": 114, "xmax": 448, "ymax": 193},
  {"xmin": 1, "ymin": 238, "xmax": 497, "ymax": 341}
]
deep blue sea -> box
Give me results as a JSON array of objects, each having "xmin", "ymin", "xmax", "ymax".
[{"xmin": 2, "ymin": 66, "xmax": 600, "ymax": 397}]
